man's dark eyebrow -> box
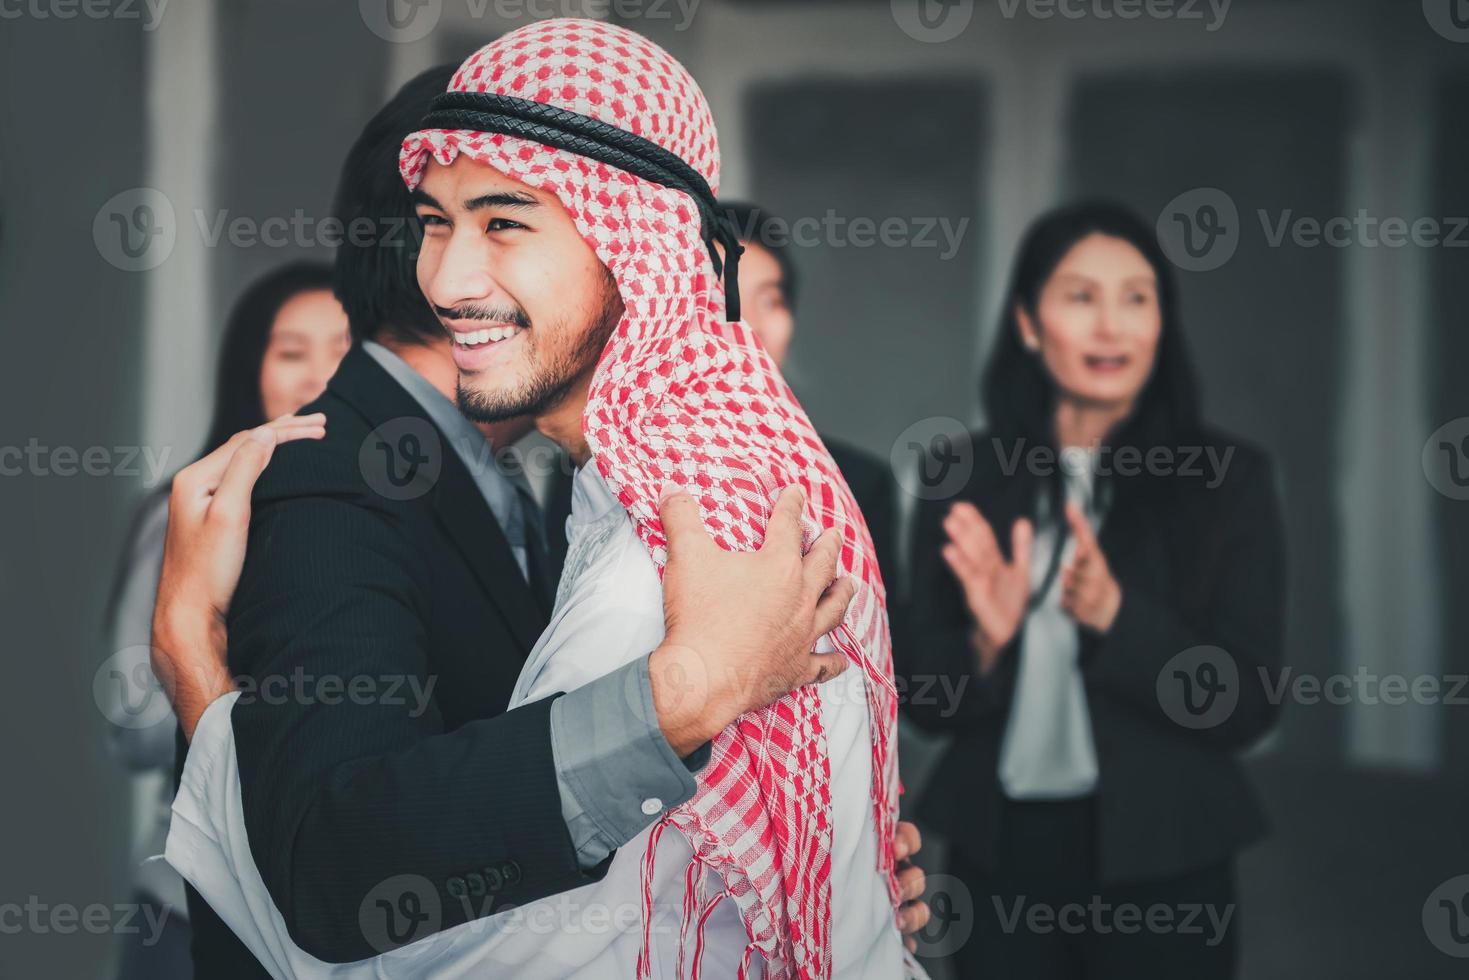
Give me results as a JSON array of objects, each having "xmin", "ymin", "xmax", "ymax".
[
  {"xmin": 464, "ymin": 191, "xmax": 540, "ymax": 212},
  {"xmin": 409, "ymin": 187, "xmax": 540, "ymax": 213}
]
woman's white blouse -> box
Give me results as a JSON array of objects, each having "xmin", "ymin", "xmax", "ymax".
[{"xmin": 997, "ymin": 447, "xmax": 1103, "ymax": 800}]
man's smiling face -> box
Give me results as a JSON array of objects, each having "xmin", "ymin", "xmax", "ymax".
[{"xmin": 413, "ymin": 154, "xmax": 624, "ymax": 425}]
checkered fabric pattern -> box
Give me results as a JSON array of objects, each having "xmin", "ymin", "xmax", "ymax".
[{"xmin": 400, "ymin": 19, "xmax": 900, "ymax": 979}]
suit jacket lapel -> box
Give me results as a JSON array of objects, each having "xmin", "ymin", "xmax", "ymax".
[
  {"xmin": 1097, "ymin": 476, "xmax": 1149, "ymax": 579},
  {"xmin": 329, "ymin": 346, "xmax": 548, "ymax": 653},
  {"xmin": 431, "ymin": 471, "xmax": 549, "ymax": 650}
]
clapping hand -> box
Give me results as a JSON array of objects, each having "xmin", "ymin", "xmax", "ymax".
[
  {"xmin": 940, "ymin": 501, "xmax": 1034, "ymax": 675},
  {"xmin": 1059, "ymin": 501, "xmax": 1122, "ymax": 633}
]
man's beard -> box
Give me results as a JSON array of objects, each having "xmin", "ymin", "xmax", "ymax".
[{"xmin": 456, "ymin": 272, "xmax": 623, "ymax": 424}]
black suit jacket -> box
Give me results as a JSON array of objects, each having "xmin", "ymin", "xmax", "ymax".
[
  {"xmin": 186, "ymin": 346, "xmax": 598, "ymax": 974},
  {"xmin": 824, "ymin": 436, "xmax": 898, "ymax": 595},
  {"xmin": 897, "ymin": 427, "xmax": 1286, "ymax": 884}
]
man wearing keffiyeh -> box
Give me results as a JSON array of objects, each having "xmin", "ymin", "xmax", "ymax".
[
  {"xmin": 406, "ymin": 17, "xmax": 907, "ymax": 979},
  {"xmin": 166, "ymin": 18, "xmax": 919, "ymax": 979}
]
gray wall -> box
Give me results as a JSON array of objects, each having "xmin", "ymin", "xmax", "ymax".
[
  {"xmin": 210, "ymin": 0, "xmax": 391, "ymax": 326},
  {"xmin": 0, "ymin": 12, "xmax": 146, "ymax": 979}
]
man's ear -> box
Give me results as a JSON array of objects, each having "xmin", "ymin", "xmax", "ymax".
[{"xmin": 1015, "ymin": 303, "xmax": 1040, "ymax": 352}]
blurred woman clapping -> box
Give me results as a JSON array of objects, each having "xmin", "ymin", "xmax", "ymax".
[{"xmin": 900, "ymin": 202, "xmax": 1286, "ymax": 980}]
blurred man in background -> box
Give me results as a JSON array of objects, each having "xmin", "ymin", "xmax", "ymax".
[{"xmin": 720, "ymin": 201, "xmax": 899, "ymax": 589}]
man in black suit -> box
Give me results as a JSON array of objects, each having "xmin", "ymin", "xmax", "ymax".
[
  {"xmin": 166, "ymin": 65, "xmax": 580, "ymax": 976},
  {"xmin": 720, "ymin": 201, "xmax": 900, "ymax": 589},
  {"xmin": 154, "ymin": 68, "xmax": 928, "ymax": 977}
]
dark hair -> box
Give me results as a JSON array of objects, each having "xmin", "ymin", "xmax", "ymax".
[
  {"xmin": 332, "ymin": 63, "xmax": 457, "ymax": 347},
  {"xmin": 983, "ymin": 200, "xmax": 1199, "ymax": 454},
  {"xmin": 720, "ymin": 200, "xmax": 798, "ymax": 314},
  {"xmin": 200, "ymin": 260, "xmax": 336, "ymax": 455}
]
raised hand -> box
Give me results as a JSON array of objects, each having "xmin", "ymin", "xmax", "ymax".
[
  {"xmin": 151, "ymin": 413, "xmax": 326, "ymax": 738},
  {"xmin": 1059, "ymin": 500, "xmax": 1122, "ymax": 633},
  {"xmin": 940, "ymin": 501, "xmax": 1033, "ymax": 675},
  {"xmin": 651, "ymin": 485, "xmax": 855, "ymax": 757}
]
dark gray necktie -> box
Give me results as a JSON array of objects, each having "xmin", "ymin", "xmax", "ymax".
[{"xmin": 511, "ymin": 479, "xmax": 555, "ymax": 608}]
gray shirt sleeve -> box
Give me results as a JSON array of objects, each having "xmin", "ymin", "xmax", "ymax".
[
  {"xmin": 106, "ymin": 492, "xmax": 180, "ymax": 771},
  {"xmin": 548, "ymin": 654, "xmax": 712, "ymax": 868}
]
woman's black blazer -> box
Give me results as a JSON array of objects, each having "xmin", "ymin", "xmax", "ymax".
[{"xmin": 897, "ymin": 426, "xmax": 1286, "ymax": 884}]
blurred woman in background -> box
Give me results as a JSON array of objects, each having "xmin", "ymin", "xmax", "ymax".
[
  {"xmin": 103, "ymin": 261, "xmax": 347, "ymax": 980},
  {"xmin": 900, "ymin": 202, "xmax": 1285, "ymax": 979}
]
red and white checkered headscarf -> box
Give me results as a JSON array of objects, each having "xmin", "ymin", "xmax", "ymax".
[{"xmin": 400, "ymin": 19, "xmax": 899, "ymax": 979}]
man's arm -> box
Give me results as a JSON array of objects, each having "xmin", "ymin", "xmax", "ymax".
[
  {"xmin": 152, "ymin": 415, "xmax": 325, "ymax": 739},
  {"xmin": 155, "ymin": 430, "xmax": 855, "ymax": 963},
  {"xmin": 549, "ymin": 655, "xmax": 711, "ymax": 869},
  {"xmin": 155, "ymin": 419, "xmax": 593, "ymax": 960},
  {"xmin": 222, "ymin": 490, "xmax": 596, "ymax": 961}
]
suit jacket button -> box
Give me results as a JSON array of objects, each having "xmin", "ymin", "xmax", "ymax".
[
  {"xmin": 466, "ymin": 872, "xmax": 486, "ymax": 897},
  {"xmin": 485, "ymin": 867, "xmax": 504, "ymax": 892},
  {"xmin": 446, "ymin": 876, "xmax": 467, "ymax": 899},
  {"xmin": 501, "ymin": 860, "xmax": 522, "ymax": 885}
]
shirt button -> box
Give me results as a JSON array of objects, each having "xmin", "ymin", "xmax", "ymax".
[{"xmin": 641, "ymin": 798, "xmax": 663, "ymax": 816}]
